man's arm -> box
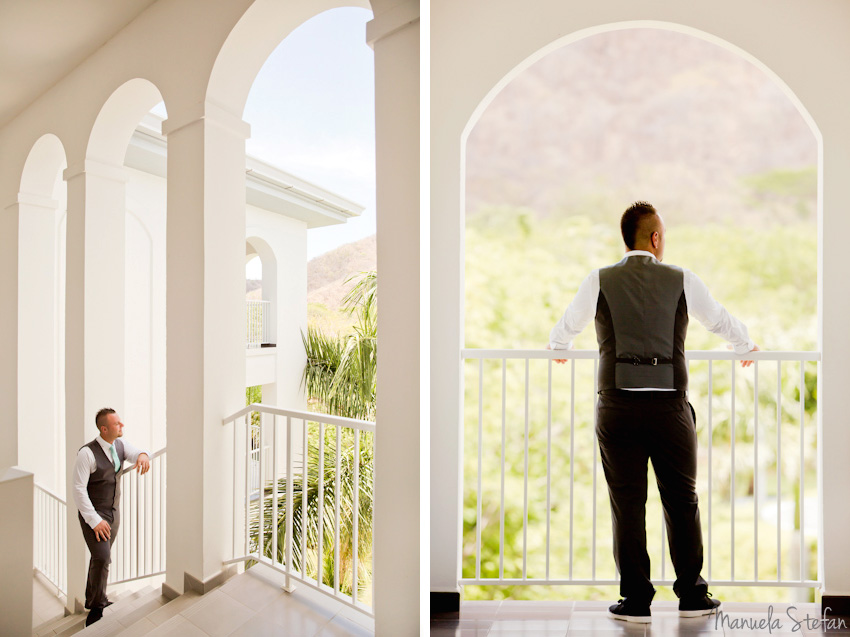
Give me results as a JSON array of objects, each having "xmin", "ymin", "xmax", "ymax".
[
  {"xmin": 548, "ymin": 270, "xmax": 599, "ymax": 362},
  {"xmin": 684, "ymin": 269, "xmax": 758, "ymax": 365},
  {"xmin": 72, "ymin": 448, "xmax": 102, "ymax": 529},
  {"xmin": 120, "ymin": 439, "xmax": 151, "ymax": 474}
]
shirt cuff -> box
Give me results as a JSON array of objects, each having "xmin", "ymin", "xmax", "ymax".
[
  {"xmin": 83, "ymin": 511, "xmax": 104, "ymax": 529},
  {"xmin": 549, "ymin": 342, "xmax": 573, "ymax": 352},
  {"xmin": 733, "ymin": 340, "xmax": 756, "ymax": 355}
]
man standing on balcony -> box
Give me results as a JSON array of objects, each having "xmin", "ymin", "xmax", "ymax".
[
  {"xmin": 72, "ymin": 408, "xmax": 150, "ymax": 626},
  {"xmin": 548, "ymin": 201, "xmax": 758, "ymax": 623}
]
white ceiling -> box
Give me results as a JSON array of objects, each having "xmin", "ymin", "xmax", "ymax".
[{"xmin": 0, "ymin": 0, "xmax": 159, "ymax": 128}]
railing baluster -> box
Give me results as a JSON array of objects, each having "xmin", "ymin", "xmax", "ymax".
[
  {"xmin": 259, "ymin": 411, "xmax": 265, "ymax": 559},
  {"xmin": 731, "ymin": 361, "xmax": 736, "ymax": 581},
  {"xmin": 522, "ymin": 357, "xmax": 529, "ymax": 580},
  {"xmin": 476, "ymin": 358, "xmax": 483, "ymax": 581},
  {"xmin": 592, "ymin": 358, "xmax": 598, "ymax": 580},
  {"xmin": 245, "ymin": 414, "xmax": 250, "ymax": 558},
  {"xmin": 285, "ymin": 416, "xmax": 293, "ymax": 590},
  {"xmin": 708, "ymin": 360, "xmax": 713, "ymax": 581},
  {"xmin": 302, "ymin": 419, "xmax": 308, "ymax": 580},
  {"xmin": 353, "ymin": 429, "xmax": 360, "ymax": 605},
  {"xmin": 273, "ymin": 414, "xmax": 278, "ymax": 569},
  {"xmin": 545, "ymin": 358, "xmax": 552, "ymax": 581},
  {"xmin": 334, "ymin": 424, "xmax": 341, "ymax": 596},
  {"xmin": 135, "ymin": 468, "xmax": 140, "ymax": 579},
  {"xmin": 777, "ymin": 361, "xmax": 782, "ymax": 581},
  {"xmin": 800, "ymin": 360, "xmax": 805, "ymax": 582},
  {"xmin": 499, "ymin": 358, "xmax": 506, "ymax": 580},
  {"xmin": 318, "ymin": 422, "xmax": 325, "ymax": 587},
  {"xmin": 569, "ymin": 358, "xmax": 575, "ymax": 580},
  {"xmin": 755, "ymin": 361, "xmax": 759, "ymax": 581}
]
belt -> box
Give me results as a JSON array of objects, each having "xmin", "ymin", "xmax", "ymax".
[
  {"xmin": 598, "ymin": 389, "xmax": 688, "ymax": 399},
  {"xmin": 616, "ymin": 356, "xmax": 673, "ymax": 366}
]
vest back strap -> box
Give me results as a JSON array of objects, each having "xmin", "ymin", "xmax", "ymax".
[{"xmin": 616, "ymin": 356, "xmax": 674, "ymax": 366}]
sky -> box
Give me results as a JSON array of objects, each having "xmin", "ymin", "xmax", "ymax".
[
  {"xmin": 154, "ymin": 8, "xmax": 376, "ymax": 278},
  {"xmin": 243, "ymin": 7, "xmax": 376, "ymax": 264}
]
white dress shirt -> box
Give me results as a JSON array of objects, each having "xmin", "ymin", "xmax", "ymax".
[
  {"xmin": 549, "ymin": 250, "xmax": 755, "ymax": 360},
  {"xmin": 73, "ymin": 435, "xmax": 147, "ymax": 529}
]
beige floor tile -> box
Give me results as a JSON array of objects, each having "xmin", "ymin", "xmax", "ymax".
[
  {"xmin": 117, "ymin": 617, "xmax": 158, "ymax": 637},
  {"xmin": 256, "ymin": 595, "xmax": 332, "ymax": 635},
  {"xmin": 219, "ymin": 572, "xmax": 287, "ymax": 611},
  {"xmin": 227, "ymin": 613, "xmax": 294, "ymax": 637},
  {"xmin": 146, "ymin": 615, "xmax": 209, "ymax": 637},
  {"xmin": 321, "ymin": 613, "xmax": 374, "ymax": 636},
  {"xmin": 181, "ymin": 590, "xmax": 255, "ymax": 637},
  {"xmin": 145, "ymin": 591, "xmax": 201, "ymax": 626}
]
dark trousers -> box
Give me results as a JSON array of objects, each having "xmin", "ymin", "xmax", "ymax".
[
  {"xmin": 78, "ymin": 510, "xmax": 120, "ymax": 609},
  {"xmin": 596, "ymin": 393, "xmax": 708, "ymax": 603}
]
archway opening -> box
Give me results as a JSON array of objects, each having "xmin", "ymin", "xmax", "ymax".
[
  {"xmin": 18, "ymin": 133, "xmax": 67, "ymax": 497},
  {"xmin": 461, "ymin": 26, "xmax": 819, "ymax": 604},
  {"xmin": 209, "ymin": 1, "xmax": 376, "ymax": 609}
]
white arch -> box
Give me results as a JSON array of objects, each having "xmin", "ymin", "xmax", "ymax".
[
  {"xmin": 206, "ymin": 0, "xmax": 371, "ymax": 118},
  {"xmin": 87, "ymin": 78, "xmax": 165, "ymax": 165}
]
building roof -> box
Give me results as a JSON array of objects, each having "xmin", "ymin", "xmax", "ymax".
[{"xmin": 124, "ymin": 113, "xmax": 364, "ymax": 228}]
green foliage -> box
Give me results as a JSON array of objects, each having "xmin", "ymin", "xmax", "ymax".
[
  {"xmin": 302, "ymin": 272, "xmax": 377, "ymax": 421},
  {"xmin": 249, "ymin": 426, "xmax": 374, "ymax": 601},
  {"xmin": 249, "ymin": 271, "xmax": 377, "ymax": 603},
  {"xmin": 463, "ymin": 178, "xmax": 819, "ymax": 602}
]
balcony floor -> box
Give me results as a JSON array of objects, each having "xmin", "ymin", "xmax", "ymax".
[{"xmin": 431, "ymin": 600, "xmax": 850, "ymax": 636}]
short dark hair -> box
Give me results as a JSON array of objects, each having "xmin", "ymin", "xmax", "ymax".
[
  {"xmin": 95, "ymin": 408, "xmax": 116, "ymax": 431},
  {"xmin": 620, "ymin": 201, "xmax": 658, "ymax": 250}
]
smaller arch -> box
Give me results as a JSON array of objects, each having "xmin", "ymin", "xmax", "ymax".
[
  {"xmin": 20, "ymin": 134, "xmax": 67, "ymax": 199},
  {"xmin": 246, "ymin": 235, "xmax": 278, "ymax": 346},
  {"xmin": 88, "ymin": 78, "xmax": 165, "ymax": 166}
]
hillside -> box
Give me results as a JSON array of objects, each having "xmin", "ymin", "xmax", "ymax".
[
  {"xmin": 307, "ymin": 234, "xmax": 376, "ymax": 312},
  {"xmin": 466, "ymin": 28, "xmax": 817, "ymax": 225}
]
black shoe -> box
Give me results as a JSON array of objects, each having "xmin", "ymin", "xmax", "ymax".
[
  {"xmin": 85, "ymin": 607, "xmax": 104, "ymax": 626},
  {"xmin": 679, "ymin": 592, "xmax": 721, "ymax": 617},
  {"xmin": 607, "ymin": 598, "xmax": 652, "ymax": 623}
]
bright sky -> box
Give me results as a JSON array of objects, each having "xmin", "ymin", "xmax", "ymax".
[
  {"xmin": 245, "ymin": 7, "xmax": 375, "ymax": 265},
  {"xmin": 154, "ymin": 8, "xmax": 376, "ymax": 278}
]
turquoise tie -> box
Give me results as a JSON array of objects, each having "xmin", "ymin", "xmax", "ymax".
[{"xmin": 109, "ymin": 444, "xmax": 120, "ymax": 472}]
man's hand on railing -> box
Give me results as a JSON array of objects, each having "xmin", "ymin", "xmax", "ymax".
[
  {"xmin": 546, "ymin": 344, "xmax": 568, "ymax": 364},
  {"xmin": 134, "ymin": 453, "xmax": 151, "ymax": 475},
  {"xmin": 740, "ymin": 344, "xmax": 760, "ymax": 368}
]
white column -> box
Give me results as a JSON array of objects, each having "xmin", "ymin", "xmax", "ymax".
[
  {"xmin": 17, "ymin": 193, "xmax": 60, "ymax": 490},
  {"xmin": 0, "ymin": 467, "xmax": 34, "ymax": 636},
  {"xmin": 368, "ymin": 4, "xmax": 420, "ymax": 634},
  {"xmin": 163, "ymin": 102, "xmax": 248, "ymax": 593},
  {"xmin": 819, "ymin": 140, "xmax": 850, "ymax": 602},
  {"xmin": 0, "ymin": 200, "xmax": 19, "ymax": 472},
  {"xmin": 63, "ymin": 159, "xmax": 127, "ymax": 610}
]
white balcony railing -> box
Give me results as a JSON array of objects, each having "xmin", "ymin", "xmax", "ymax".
[
  {"xmin": 247, "ymin": 300, "xmax": 273, "ymax": 348},
  {"xmin": 223, "ymin": 404, "xmax": 375, "ymax": 617},
  {"xmin": 108, "ymin": 448, "xmax": 167, "ymax": 586},
  {"xmin": 460, "ymin": 349, "xmax": 821, "ymax": 589},
  {"xmin": 34, "ymin": 483, "xmax": 67, "ymax": 595}
]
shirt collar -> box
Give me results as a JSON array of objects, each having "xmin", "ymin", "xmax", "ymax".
[
  {"xmin": 624, "ymin": 250, "xmax": 658, "ymax": 260},
  {"xmin": 96, "ymin": 435, "xmax": 114, "ymax": 452}
]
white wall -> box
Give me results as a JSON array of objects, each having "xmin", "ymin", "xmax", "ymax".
[{"xmin": 125, "ymin": 167, "xmax": 167, "ymax": 454}]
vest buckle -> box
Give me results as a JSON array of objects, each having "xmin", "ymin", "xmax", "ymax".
[{"xmin": 651, "ymin": 357, "xmax": 658, "ymax": 366}]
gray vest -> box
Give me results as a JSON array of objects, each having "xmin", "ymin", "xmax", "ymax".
[
  {"xmin": 595, "ymin": 256, "xmax": 689, "ymax": 391},
  {"xmin": 81, "ymin": 438, "xmax": 125, "ymax": 522}
]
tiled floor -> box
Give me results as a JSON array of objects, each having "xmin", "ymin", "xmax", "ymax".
[
  {"xmin": 143, "ymin": 570, "xmax": 374, "ymax": 637},
  {"xmin": 32, "ymin": 567, "xmax": 374, "ymax": 636},
  {"xmin": 32, "ymin": 573, "xmax": 66, "ymax": 629},
  {"xmin": 431, "ymin": 601, "xmax": 850, "ymax": 636}
]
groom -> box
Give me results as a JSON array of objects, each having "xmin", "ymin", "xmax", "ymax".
[{"xmin": 72, "ymin": 408, "xmax": 150, "ymax": 625}]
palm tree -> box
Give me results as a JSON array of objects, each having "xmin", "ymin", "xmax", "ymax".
[{"xmin": 249, "ymin": 271, "xmax": 376, "ymax": 600}]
